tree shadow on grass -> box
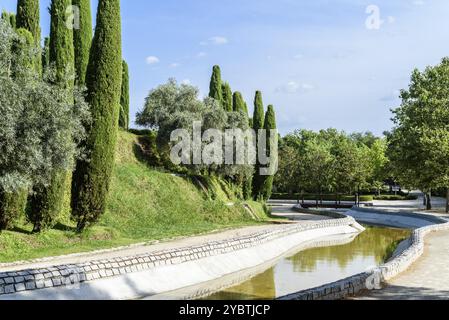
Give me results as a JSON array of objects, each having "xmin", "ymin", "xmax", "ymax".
[
  {"xmin": 52, "ymin": 222, "xmax": 77, "ymax": 233},
  {"xmin": 9, "ymin": 226, "xmax": 33, "ymax": 235}
]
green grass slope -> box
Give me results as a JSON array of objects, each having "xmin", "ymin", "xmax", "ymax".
[{"xmin": 0, "ymin": 131, "xmax": 268, "ymax": 262}]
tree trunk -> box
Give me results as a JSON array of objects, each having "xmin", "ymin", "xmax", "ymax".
[
  {"xmin": 446, "ymin": 189, "xmax": 449, "ymax": 214},
  {"xmin": 335, "ymin": 192, "xmax": 338, "ymax": 209},
  {"xmin": 426, "ymin": 192, "xmax": 432, "ymax": 211}
]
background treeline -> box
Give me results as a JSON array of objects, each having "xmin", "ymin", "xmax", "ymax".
[{"xmin": 273, "ymin": 129, "xmax": 392, "ymax": 201}]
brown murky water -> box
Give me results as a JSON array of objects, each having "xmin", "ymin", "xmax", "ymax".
[{"xmin": 204, "ymin": 226, "xmax": 411, "ymax": 300}]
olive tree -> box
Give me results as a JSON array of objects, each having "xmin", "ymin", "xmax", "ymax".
[{"xmin": 0, "ymin": 20, "xmax": 90, "ymax": 230}]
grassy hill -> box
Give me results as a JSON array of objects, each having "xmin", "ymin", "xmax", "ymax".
[{"xmin": 0, "ymin": 131, "xmax": 269, "ymax": 263}]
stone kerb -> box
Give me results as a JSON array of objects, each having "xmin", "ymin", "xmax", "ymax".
[
  {"xmin": 279, "ymin": 212, "xmax": 449, "ymax": 300},
  {"xmin": 0, "ymin": 215, "xmax": 357, "ymax": 297}
]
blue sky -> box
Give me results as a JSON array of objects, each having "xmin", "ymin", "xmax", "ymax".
[{"xmin": 2, "ymin": 0, "xmax": 449, "ymax": 135}]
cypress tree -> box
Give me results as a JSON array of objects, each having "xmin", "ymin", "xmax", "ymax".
[
  {"xmin": 252, "ymin": 91, "xmax": 264, "ymax": 131},
  {"xmin": 259, "ymin": 105, "xmax": 277, "ymax": 200},
  {"xmin": 49, "ymin": 0, "xmax": 75, "ymax": 84},
  {"xmin": 119, "ymin": 60, "xmax": 129, "ymax": 130},
  {"xmin": 1, "ymin": 11, "xmax": 9, "ymax": 23},
  {"xmin": 42, "ymin": 37, "xmax": 50, "ymax": 70},
  {"xmin": 1, "ymin": 11, "xmax": 16, "ymax": 29},
  {"xmin": 10, "ymin": 13, "xmax": 16, "ymax": 29},
  {"xmin": 71, "ymin": 0, "xmax": 122, "ymax": 232},
  {"xmin": 251, "ymin": 91, "xmax": 265, "ymax": 199},
  {"xmin": 233, "ymin": 91, "xmax": 248, "ymax": 115},
  {"xmin": 16, "ymin": 0, "xmax": 40, "ymax": 46},
  {"xmin": 0, "ymin": 190, "xmax": 28, "ymax": 231},
  {"xmin": 12, "ymin": 28, "xmax": 35, "ymax": 75},
  {"xmin": 221, "ymin": 82, "xmax": 233, "ymax": 112},
  {"xmin": 28, "ymin": 0, "xmax": 75, "ymax": 232},
  {"xmin": 73, "ymin": 0, "xmax": 92, "ymax": 86},
  {"xmin": 209, "ymin": 65, "xmax": 222, "ymax": 105}
]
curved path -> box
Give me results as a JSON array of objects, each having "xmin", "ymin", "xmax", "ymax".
[
  {"xmin": 354, "ymin": 193, "xmax": 449, "ymax": 300},
  {"xmin": 359, "ymin": 229, "xmax": 449, "ymax": 300}
]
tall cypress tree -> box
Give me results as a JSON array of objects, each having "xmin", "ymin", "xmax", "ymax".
[
  {"xmin": 71, "ymin": 0, "xmax": 122, "ymax": 232},
  {"xmin": 1, "ymin": 11, "xmax": 16, "ymax": 29},
  {"xmin": 221, "ymin": 82, "xmax": 233, "ymax": 112},
  {"xmin": 232, "ymin": 91, "xmax": 252, "ymax": 200},
  {"xmin": 16, "ymin": 0, "xmax": 40, "ymax": 45},
  {"xmin": 49, "ymin": 0, "xmax": 75, "ymax": 84},
  {"xmin": 259, "ymin": 105, "xmax": 277, "ymax": 200},
  {"xmin": 28, "ymin": 0, "xmax": 75, "ymax": 232},
  {"xmin": 42, "ymin": 37, "xmax": 50, "ymax": 70},
  {"xmin": 209, "ymin": 65, "xmax": 222, "ymax": 105},
  {"xmin": 233, "ymin": 91, "xmax": 248, "ymax": 115},
  {"xmin": 73, "ymin": 0, "xmax": 92, "ymax": 86},
  {"xmin": 10, "ymin": 13, "xmax": 16, "ymax": 29},
  {"xmin": 119, "ymin": 60, "xmax": 130, "ymax": 130},
  {"xmin": 252, "ymin": 91, "xmax": 265, "ymax": 199}
]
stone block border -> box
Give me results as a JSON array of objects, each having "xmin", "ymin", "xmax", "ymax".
[
  {"xmin": 0, "ymin": 216, "xmax": 360, "ymax": 297},
  {"xmin": 278, "ymin": 210, "xmax": 449, "ymax": 300}
]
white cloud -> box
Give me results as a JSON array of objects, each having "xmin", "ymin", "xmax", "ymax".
[
  {"xmin": 181, "ymin": 79, "xmax": 191, "ymax": 85},
  {"xmin": 197, "ymin": 52, "xmax": 207, "ymax": 58},
  {"xmin": 277, "ymin": 81, "xmax": 315, "ymax": 94},
  {"xmin": 413, "ymin": 0, "xmax": 425, "ymax": 5},
  {"xmin": 170, "ymin": 63, "xmax": 180, "ymax": 68},
  {"xmin": 146, "ymin": 56, "xmax": 160, "ymax": 65},
  {"xmin": 201, "ymin": 36, "xmax": 229, "ymax": 46}
]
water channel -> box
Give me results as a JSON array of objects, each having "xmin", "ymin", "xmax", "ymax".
[{"xmin": 203, "ymin": 226, "xmax": 411, "ymax": 300}]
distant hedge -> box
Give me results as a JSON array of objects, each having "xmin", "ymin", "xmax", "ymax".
[
  {"xmin": 271, "ymin": 193, "xmax": 374, "ymax": 202},
  {"xmin": 374, "ymin": 195, "xmax": 418, "ymax": 201},
  {"xmin": 271, "ymin": 193, "xmax": 418, "ymax": 202}
]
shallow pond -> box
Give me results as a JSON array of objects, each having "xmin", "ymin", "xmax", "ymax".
[{"xmin": 204, "ymin": 226, "xmax": 411, "ymax": 300}]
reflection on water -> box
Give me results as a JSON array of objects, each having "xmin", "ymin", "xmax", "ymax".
[{"xmin": 204, "ymin": 226, "xmax": 410, "ymax": 300}]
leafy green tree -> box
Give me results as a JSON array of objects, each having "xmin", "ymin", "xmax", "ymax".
[
  {"xmin": 221, "ymin": 82, "xmax": 233, "ymax": 112},
  {"xmin": 119, "ymin": 60, "xmax": 130, "ymax": 129},
  {"xmin": 71, "ymin": 0, "xmax": 122, "ymax": 231},
  {"xmin": 388, "ymin": 58, "xmax": 449, "ymax": 211},
  {"xmin": 0, "ymin": 21, "xmax": 89, "ymax": 231},
  {"xmin": 16, "ymin": 0, "xmax": 40, "ymax": 45},
  {"xmin": 369, "ymin": 139, "xmax": 389, "ymax": 195},
  {"xmin": 73, "ymin": 0, "xmax": 92, "ymax": 86},
  {"xmin": 209, "ymin": 65, "xmax": 222, "ymax": 105},
  {"xmin": 251, "ymin": 91, "xmax": 265, "ymax": 198}
]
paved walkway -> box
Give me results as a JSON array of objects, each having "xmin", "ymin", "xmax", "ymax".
[{"xmin": 359, "ymin": 229, "xmax": 449, "ymax": 300}]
